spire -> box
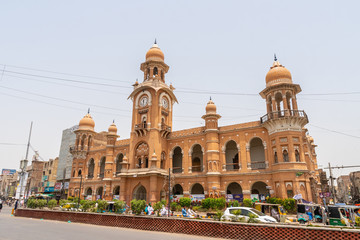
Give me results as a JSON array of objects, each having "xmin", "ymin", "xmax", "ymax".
[
  {"xmin": 210, "ymin": 96, "xmax": 212, "ymax": 101},
  {"xmin": 88, "ymin": 108, "xmax": 90, "ymax": 114},
  {"xmin": 113, "ymin": 119, "xmax": 115, "ymax": 123},
  {"xmin": 274, "ymin": 53, "xmax": 277, "ymax": 62},
  {"xmin": 154, "ymin": 38, "xmax": 157, "ymax": 44}
]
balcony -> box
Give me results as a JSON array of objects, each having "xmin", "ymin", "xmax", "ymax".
[
  {"xmin": 172, "ymin": 167, "xmax": 183, "ymax": 174},
  {"xmin": 251, "ymin": 162, "xmax": 267, "ymax": 170},
  {"xmin": 260, "ymin": 110, "xmax": 308, "ymax": 124},
  {"xmin": 191, "ymin": 166, "xmax": 203, "ymax": 172},
  {"xmin": 160, "ymin": 124, "xmax": 171, "ymax": 138},
  {"xmin": 134, "ymin": 123, "xmax": 148, "ymax": 137},
  {"xmin": 225, "ymin": 163, "xmax": 240, "ymax": 171}
]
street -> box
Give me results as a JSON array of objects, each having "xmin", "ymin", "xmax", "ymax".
[{"xmin": 0, "ymin": 206, "xmax": 223, "ymax": 240}]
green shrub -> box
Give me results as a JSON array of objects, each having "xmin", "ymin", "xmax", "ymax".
[
  {"xmin": 113, "ymin": 200, "xmax": 126, "ymax": 213},
  {"xmin": 37, "ymin": 199, "xmax": 47, "ymax": 209},
  {"xmin": 192, "ymin": 206, "xmax": 201, "ymax": 211},
  {"xmin": 214, "ymin": 210, "xmax": 224, "ymax": 221},
  {"xmin": 59, "ymin": 199, "xmax": 69, "ymax": 207},
  {"xmin": 215, "ymin": 198, "xmax": 226, "ymax": 210},
  {"xmin": 229, "ymin": 200, "xmax": 240, "ymax": 207},
  {"xmin": 243, "ymin": 198, "xmax": 253, "ymax": 208},
  {"xmin": 67, "ymin": 196, "xmax": 74, "ymax": 201},
  {"xmin": 130, "ymin": 199, "xmax": 146, "ymax": 215},
  {"xmin": 27, "ymin": 199, "xmax": 37, "ymax": 209},
  {"xmin": 81, "ymin": 200, "xmax": 96, "ymax": 212},
  {"xmin": 47, "ymin": 199, "xmax": 57, "ymax": 209},
  {"xmin": 153, "ymin": 201, "xmax": 164, "ymax": 216},
  {"xmin": 170, "ymin": 202, "xmax": 179, "ymax": 211},
  {"xmin": 179, "ymin": 197, "xmax": 191, "ymax": 207},
  {"xmin": 96, "ymin": 200, "xmax": 108, "ymax": 212},
  {"xmin": 283, "ymin": 198, "xmax": 296, "ymax": 212}
]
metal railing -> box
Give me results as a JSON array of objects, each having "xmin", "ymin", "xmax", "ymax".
[
  {"xmin": 260, "ymin": 110, "xmax": 308, "ymax": 124},
  {"xmin": 226, "ymin": 163, "xmax": 240, "ymax": 171},
  {"xmin": 172, "ymin": 167, "xmax": 182, "ymax": 173},
  {"xmin": 191, "ymin": 166, "xmax": 203, "ymax": 172},
  {"xmin": 251, "ymin": 162, "xmax": 267, "ymax": 169}
]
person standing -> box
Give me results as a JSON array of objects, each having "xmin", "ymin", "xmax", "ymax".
[{"xmin": 0, "ymin": 200, "xmax": 3, "ymax": 212}]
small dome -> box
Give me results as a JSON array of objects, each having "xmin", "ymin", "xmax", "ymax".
[
  {"xmin": 205, "ymin": 99, "xmax": 217, "ymax": 114},
  {"xmin": 108, "ymin": 122, "xmax": 117, "ymax": 134},
  {"xmin": 265, "ymin": 60, "xmax": 292, "ymax": 87},
  {"xmin": 79, "ymin": 113, "xmax": 95, "ymax": 130},
  {"xmin": 146, "ymin": 43, "xmax": 164, "ymax": 62}
]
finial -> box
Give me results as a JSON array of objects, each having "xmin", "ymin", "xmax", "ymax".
[
  {"xmin": 274, "ymin": 53, "xmax": 277, "ymax": 61},
  {"xmin": 113, "ymin": 119, "xmax": 115, "ymax": 123},
  {"xmin": 88, "ymin": 108, "xmax": 90, "ymax": 114},
  {"xmin": 210, "ymin": 96, "xmax": 212, "ymax": 100},
  {"xmin": 154, "ymin": 38, "xmax": 157, "ymax": 44}
]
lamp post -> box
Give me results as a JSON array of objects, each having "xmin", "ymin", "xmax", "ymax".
[
  {"xmin": 19, "ymin": 159, "xmax": 28, "ymax": 207},
  {"xmin": 104, "ymin": 184, "xmax": 107, "ymax": 200},
  {"xmin": 77, "ymin": 173, "xmax": 82, "ymax": 209}
]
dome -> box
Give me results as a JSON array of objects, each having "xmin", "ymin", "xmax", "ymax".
[
  {"xmin": 146, "ymin": 42, "xmax": 164, "ymax": 62},
  {"xmin": 205, "ymin": 99, "xmax": 217, "ymax": 114},
  {"xmin": 79, "ymin": 113, "xmax": 95, "ymax": 130},
  {"xmin": 108, "ymin": 122, "xmax": 117, "ymax": 134},
  {"xmin": 265, "ymin": 59, "xmax": 292, "ymax": 87}
]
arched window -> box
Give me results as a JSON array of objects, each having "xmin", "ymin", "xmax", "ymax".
[
  {"xmin": 133, "ymin": 185, "xmax": 147, "ymax": 201},
  {"xmin": 145, "ymin": 157, "xmax": 149, "ymax": 168},
  {"xmin": 191, "ymin": 144, "xmax": 203, "ymax": 172},
  {"xmin": 135, "ymin": 142, "xmax": 149, "ymax": 169},
  {"xmin": 116, "ymin": 154, "xmax": 123, "ymax": 173},
  {"xmin": 80, "ymin": 135, "xmax": 86, "ymax": 150},
  {"xmin": 78, "ymin": 169, "xmax": 82, "ymax": 176},
  {"xmin": 251, "ymin": 181, "xmax": 268, "ymax": 195},
  {"xmin": 99, "ymin": 157, "xmax": 105, "ymax": 178},
  {"xmin": 191, "ymin": 183, "xmax": 204, "ymax": 194},
  {"xmin": 160, "ymin": 152, "xmax": 166, "ymax": 169},
  {"xmin": 153, "ymin": 67, "xmax": 158, "ymax": 76},
  {"xmin": 274, "ymin": 151, "xmax": 278, "ymax": 163},
  {"xmin": 72, "ymin": 170, "xmax": 75, "ymax": 177},
  {"xmin": 250, "ymin": 138, "xmax": 266, "ymax": 169},
  {"xmin": 275, "ymin": 92, "xmax": 284, "ymax": 117},
  {"xmin": 142, "ymin": 116, "xmax": 147, "ymax": 129},
  {"xmin": 286, "ymin": 92, "xmax": 292, "ymax": 114},
  {"xmin": 283, "ymin": 150, "xmax": 289, "ymax": 162},
  {"xmin": 172, "ymin": 147, "xmax": 183, "ymax": 173},
  {"xmin": 96, "ymin": 187, "xmax": 103, "ymax": 200},
  {"xmin": 88, "ymin": 159, "xmax": 95, "ymax": 178},
  {"xmin": 295, "ymin": 150, "xmax": 300, "ymax": 162},
  {"xmin": 87, "ymin": 136, "xmax": 92, "ymax": 151},
  {"xmin": 225, "ymin": 140, "xmax": 239, "ymax": 171}
]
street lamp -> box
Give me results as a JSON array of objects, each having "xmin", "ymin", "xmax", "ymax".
[
  {"xmin": 19, "ymin": 159, "xmax": 29, "ymax": 207},
  {"xmin": 77, "ymin": 172, "xmax": 82, "ymax": 209}
]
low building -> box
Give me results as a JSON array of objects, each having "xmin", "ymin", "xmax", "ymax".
[
  {"xmin": 40, "ymin": 158, "xmax": 59, "ymax": 195},
  {"xmin": 337, "ymin": 175, "xmax": 351, "ymax": 203},
  {"xmin": 350, "ymin": 171, "xmax": 360, "ymax": 204},
  {"xmin": 25, "ymin": 153, "xmax": 45, "ymax": 196}
]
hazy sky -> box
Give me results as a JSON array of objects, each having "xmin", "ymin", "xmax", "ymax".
[{"xmin": 0, "ymin": 1, "xmax": 359, "ymax": 179}]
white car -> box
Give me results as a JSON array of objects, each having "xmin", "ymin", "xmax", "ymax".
[{"xmin": 222, "ymin": 207, "xmax": 277, "ymax": 223}]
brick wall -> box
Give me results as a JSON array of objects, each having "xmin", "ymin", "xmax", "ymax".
[{"xmin": 15, "ymin": 209, "xmax": 360, "ymax": 240}]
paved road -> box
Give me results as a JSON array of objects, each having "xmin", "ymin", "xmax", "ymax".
[{"xmin": 0, "ymin": 206, "xmax": 223, "ymax": 240}]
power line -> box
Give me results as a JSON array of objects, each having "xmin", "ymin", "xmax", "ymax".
[
  {"xmin": 309, "ymin": 124, "xmax": 360, "ymax": 139},
  {"xmin": 0, "ymin": 143, "xmax": 26, "ymax": 146},
  {"xmin": 0, "ymin": 85, "xmax": 130, "ymax": 112}
]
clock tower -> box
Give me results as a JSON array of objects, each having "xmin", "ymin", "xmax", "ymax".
[{"xmin": 128, "ymin": 41, "xmax": 177, "ymax": 171}]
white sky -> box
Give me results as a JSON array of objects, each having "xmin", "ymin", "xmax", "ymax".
[{"xmin": 0, "ymin": 1, "xmax": 359, "ymax": 178}]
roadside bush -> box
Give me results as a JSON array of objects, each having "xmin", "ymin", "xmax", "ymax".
[
  {"xmin": 59, "ymin": 199, "xmax": 69, "ymax": 207},
  {"xmin": 242, "ymin": 198, "xmax": 253, "ymax": 208},
  {"xmin": 47, "ymin": 199, "xmax": 57, "ymax": 209},
  {"xmin": 215, "ymin": 198, "xmax": 226, "ymax": 210},
  {"xmin": 229, "ymin": 200, "xmax": 240, "ymax": 207},
  {"xmin": 96, "ymin": 200, "xmax": 108, "ymax": 212},
  {"xmin": 67, "ymin": 196, "xmax": 74, "ymax": 201},
  {"xmin": 130, "ymin": 199, "xmax": 146, "ymax": 215},
  {"xmin": 153, "ymin": 201, "xmax": 164, "ymax": 216},
  {"xmin": 214, "ymin": 210, "xmax": 224, "ymax": 221},
  {"xmin": 27, "ymin": 199, "xmax": 37, "ymax": 209},
  {"xmin": 81, "ymin": 200, "xmax": 96, "ymax": 212},
  {"xmin": 36, "ymin": 199, "xmax": 47, "ymax": 209},
  {"xmin": 201, "ymin": 198, "xmax": 215, "ymax": 209},
  {"xmin": 170, "ymin": 202, "xmax": 179, "ymax": 211},
  {"xmin": 283, "ymin": 198, "xmax": 296, "ymax": 213},
  {"xmin": 192, "ymin": 206, "xmax": 201, "ymax": 211},
  {"xmin": 113, "ymin": 200, "xmax": 126, "ymax": 213},
  {"xmin": 179, "ymin": 197, "xmax": 191, "ymax": 207}
]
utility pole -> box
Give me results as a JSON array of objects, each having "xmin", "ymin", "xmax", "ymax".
[
  {"xmin": 328, "ymin": 162, "xmax": 336, "ymax": 204},
  {"xmin": 19, "ymin": 122, "xmax": 33, "ymax": 206}
]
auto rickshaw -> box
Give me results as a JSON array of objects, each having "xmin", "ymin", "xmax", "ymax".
[
  {"xmin": 254, "ymin": 203, "xmax": 287, "ymax": 223},
  {"xmin": 297, "ymin": 203, "xmax": 323, "ymax": 224},
  {"xmin": 327, "ymin": 205, "xmax": 360, "ymax": 226}
]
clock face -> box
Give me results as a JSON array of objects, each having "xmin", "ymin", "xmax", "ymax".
[
  {"xmin": 162, "ymin": 98, "xmax": 169, "ymax": 109},
  {"xmin": 139, "ymin": 96, "xmax": 148, "ymax": 107}
]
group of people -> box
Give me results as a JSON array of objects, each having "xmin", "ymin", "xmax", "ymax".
[
  {"xmin": 182, "ymin": 206, "xmax": 198, "ymax": 218},
  {"xmin": 144, "ymin": 203, "xmax": 154, "ymax": 215}
]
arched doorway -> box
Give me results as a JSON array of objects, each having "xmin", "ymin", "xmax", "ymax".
[
  {"xmin": 173, "ymin": 184, "xmax": 183, "ymax": 195},
  {"xmin": 133, "ymin": 185, "xmax": 147, "ymax": 201},
  {"xmin": 226, "ymin": 182, "xmax": 243, "ymax": 202},
  {"xmin": 113, "ymin": 186, "xmax": 120, "ymax": 200},
  {"xmin": 191, "ymin": 183, "xmax": 204, "ymax": 194},
  {"xmin": 225, "ymin": 140, "xmax": 239, "ymax": 171},
  {"xmin": 251, "ymin": 181, "xmax": 268, "ymax": 201},
  {"xmin": 87, "ymin": 158, "xmax": 95, "ymax": 178},
  {"xmin": 96, "ymin": 187, "xmax": 103, "ymax": 200},
  {"xmin": 86, "ymin": 187, "xmax": 92, "ymax": 200}
]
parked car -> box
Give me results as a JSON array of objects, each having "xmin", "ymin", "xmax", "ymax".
[{"xmin": 222, "ymin": 207, "xmax": 277, "ymax": 223}]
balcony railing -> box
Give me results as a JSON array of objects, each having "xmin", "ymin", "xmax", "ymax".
[
  {"xmin": 135, "ymin": 123, "xmax": 147, "ymax": 130},
  {"xmin": 251, "ymin": 162, "xmax": 267, "ymax": 170},
  {"xmin": 172, "ymin": 167, "xmax": 182, "ymax": 174},
  {"xmin": 225, "ymin": 163, "xmax": 240, "ymax": 171},
  {"xmin": 191, "ymin": 166, "xmax": 203, "ymax": 172},
  {"xmin": 260, "ymin": 110, "xmax": 308, "ymax": 124}
]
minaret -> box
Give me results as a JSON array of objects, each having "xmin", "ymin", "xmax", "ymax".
[{"xmin": 202, "ymin": 98, "xmax": 221, "ymax": 197}]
